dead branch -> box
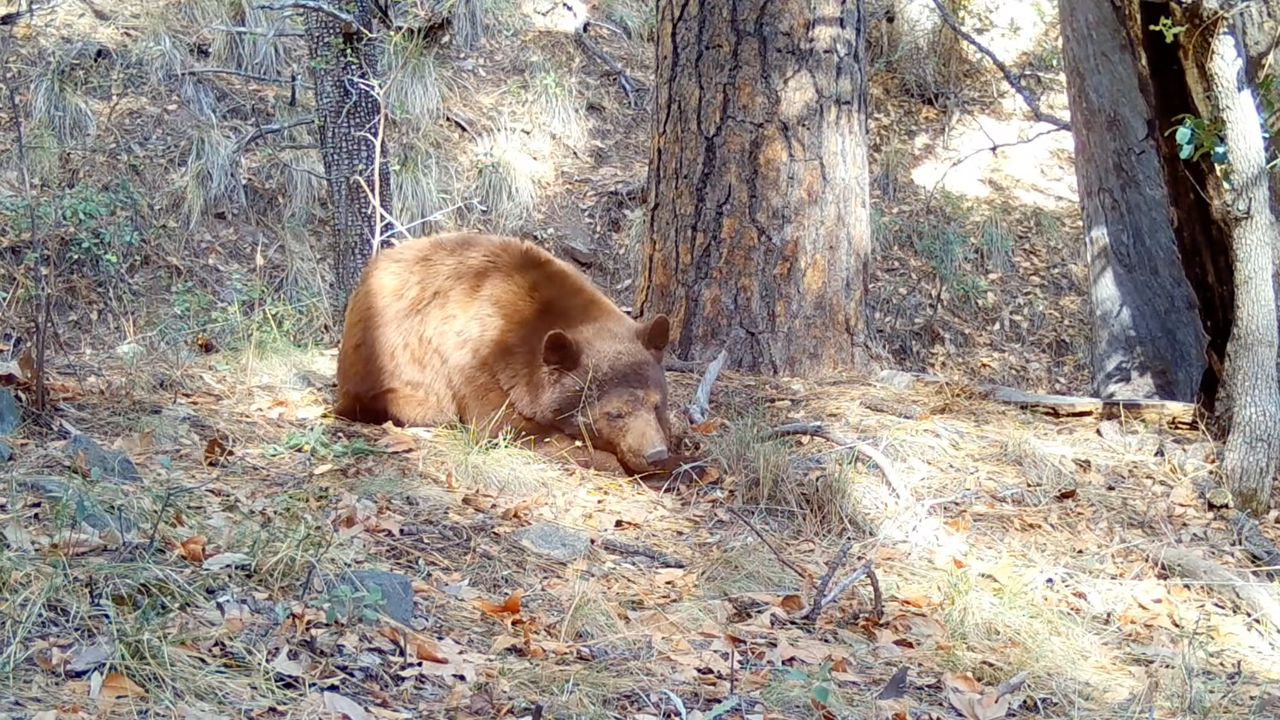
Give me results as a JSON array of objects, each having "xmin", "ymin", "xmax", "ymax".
[
  {"xmin": 662, "ymin": 356, "xmax": 705, "ymax": 373},
  {"xmin": 767, "ymin": 422, "xmax": 908, "ymax": 503},
  {"xmin": 574, "ymin": 25, "xmax": 642, "ymax": 107},
  {"xmin": 806, "ymin": 538, "xmax": 853, "ymax": 621},
  {"xmin": 232, "ymin": 116, "xmax": 315, "ymax": 153},
  {"xmin": 818, "ymin": 558, "xmax": 874, "ymax": 609},
  {"xmin": 686, "ymin": 348, "xmax": 728, "ymax": 425},
  {"xmin": 180, "ymin": 67, "xmax": 297, "ymax": 85},
  {"xmin": 927, "ymin": 0, "xmax": 1070, "ymax": 131},
  {"xmin": 209, "ymin": 24, "xmax": 305, "ymax": 38},
  {"xmin": 1148, "ymin": 544, "xmax": 1280, "ymax": 639},
  {"xmin": 597, "ymin": 536, "xmax": 686, "ymax": 568},
  {"xmin": 256, "ymin": 1, "xmax": 360, "ymax": 28},
  {"xmin": 923, "ymin": 125, "xmax": 1064, "ymax": 210},
  {"xmin": 5, "ymin": 77, "xmax": 49, "ymax": 416},
  {"xmin": 725, "ymin": 505, "xmax": 810, "ymax": 582},
  {"xmin": 876, "ymin": 370, "xmax": 1200, "ymax": 427}
]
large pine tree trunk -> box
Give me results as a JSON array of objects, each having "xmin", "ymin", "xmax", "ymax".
[
  {"xmin": 1197, "ymin": 13, "xmax": 1280, "ymax": 515},
  {"xmin": 302, "ymin": 0, "xmax": 394, "ymax": 320},
  {"xmin": 1058, "ymin": 0, "xmax": 1207, "ymax": 402},
  {"xmin": 637, "ymin": 0, "xmax": 873, "ymax": 377}
]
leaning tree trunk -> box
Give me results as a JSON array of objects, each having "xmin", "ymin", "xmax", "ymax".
[
  {"xmin": 302, "ymin": 0, "xmax": 394, "ymax": 320},
  {"xmin": 1196, "ymin": 11, "xmax": 1280, "ymax": 515},
  {"xmin": 1058, "ymin": 0, "xmax": 1208, "ymax": 402},
  {"xmin": 636, "ymin": 0, "xmax": 873, "ymax": 377}
]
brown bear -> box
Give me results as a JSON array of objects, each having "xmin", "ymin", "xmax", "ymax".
[{"xmin": 334, "ymin": 231, "xmax": 687, "ymax": 477}]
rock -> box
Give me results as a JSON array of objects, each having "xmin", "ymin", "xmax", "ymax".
[
  {"xmin": 20, "ymin": 476, "xmax": 136, "ymax": 535},
  {"xmin": 0, "ymin": 441, "xmax": 12, "ymax": 463},
  {"xmin": 333, "ymin": 570, "xmax": 416, "ymax": 625},
  {"xmin": 66, "ymin": 434, "xmax": 141, "ymax": 484},
  {"xmin": 0, "ymin": 388, "xmax": 20, "ymax": 436},
  {"xmin": 1207, "ymin": 487, "xmax": 1234, "ymax": 510},
  {"xmin": 513, "ymin": 522, "xmax": 591, "ymax": 563}
]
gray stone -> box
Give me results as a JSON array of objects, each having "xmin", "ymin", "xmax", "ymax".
[
  {"xmin": 20, "ymin": 476, "xmax": 136, "ymax": 535},
  {"xmin": 66, "ymin": 434, "xmax": 141, "ymax": 484},
  {"xmin": 334, "ymin": 570, "xmax": 416, "ymax": 625},
  {"xmin": 513, "ymin": 522, "xmax": 591, "ymax": 563},
  {"xmin": 0, "ymin": 441, "xmax": 11, "ymax": 463},
  {"xmin": 0, "ymin": 388, "xmax": 19, "ymax": 436}
]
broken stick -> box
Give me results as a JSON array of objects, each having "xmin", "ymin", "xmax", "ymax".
[
  {"xmin": 686, "ymin": 348, "xmax": 728, "ymax": 425},
  {"xmin": 767, "ymin": 422, "xmax": 908, "ymax": 503}
]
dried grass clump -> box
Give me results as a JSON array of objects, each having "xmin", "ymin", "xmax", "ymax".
[
  {"xmin": 29, "ymin": 54, "xmax": 97, "ymax": 144},
  {"xmin": 424, "ymin": 423, "xmax": 565, "ymax": 494},
  {"xmin": 205, "ymin": 0, "xmax": 292, "ymax": 77},
  {"xmin": 470, "ymin": 124, "xmax": 550, "ymax": 233},
  {"xmin": 878, "ymin": 0, "xmax": 978, "ymax": 108},
  {"xmin": 181, "ymin": 121, "xmax": 244, "ymax": 228},
  {"xmin": 382, "ymin": 32, "xmax": 445, "ymax": 123},
  {"xmin": 528, "ymin": 60, "xmax": 587, "ymax": 147},
  {"xmin": 601, "ymin": 0, "xmax": 656, "ymax": 42},
  {"xmin": 132, "ymin": 8, "xmax": 189, "ymax": 87},
  {"xmin": 396, "ymin": 142, "xmax": 468, "ymax": 235}
]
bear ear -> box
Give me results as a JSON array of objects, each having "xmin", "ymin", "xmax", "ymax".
[
  {"xmin": 542, "ymin": 329, "xmax": 580, "ymax": 371},
  {"xmin": 638, "ymin": 314, "xmax": 670, "ymax": 354}
]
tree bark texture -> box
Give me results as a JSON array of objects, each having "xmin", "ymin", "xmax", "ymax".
[
  {"xmin": 1197, "ymin": 14, "xmax": 1280, "ymax": 515},
  {"xmin": 1058, "ymin": 0, "xmax": 1207, "ymax": 403},
  {"xmin": 637, "ymin": 0, "xmax": 873, "ymax": 378},
  {"xmin": 303, "ymin": 0, "xmax": 394, "ymax": 320}
]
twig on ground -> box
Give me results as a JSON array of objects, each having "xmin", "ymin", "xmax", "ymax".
[
  {"xmin": 767, "ymin": 422, "xmax": 908, "ymax": 503},
  {"xmin": 724, "ymin": 505, "xmax": 810, "ymax": 582},
  {"xmin": 5, "ymin": 76, "xmax": 49, "ymax": 416},
  {"xmin": 928, "ymin": 0, "xmax": 1070, "ymax": 131},
  {"xmin": 1148, "ymin": 544, "xmax": 1280, "ymax": 640},
  {"xmin": 923, "ymin": 125, "xmax": 1064, "ymax": 210},
  {"xmin": 686, "ymin": 348, "xmax": 728, "ymax": 425},
  {"xmin": 574, "ymin": 25, "xmax": 642, "ymax": 107},
  {"xmin": 256, "ymin": 1, "xmax": 361, "ymax": 29},
  {"xmin": 180, "ymin": 67, "xmax": 298, "ymax": 85},
  {"xmin": 597, "ymin": 536, "xmax": 686, "ymax": 568},
  {"xmin": 807, "ymin": 538, "xmax": 853, "ymax": 620},
  {"xmin": 232, "ymin": 116, "xmax": 316, "ymax": 153},
  {"xmin": 1231, "ymin": 510, "xmax": 1280, "ymax": 579},
  {"xmin": 819, "ymin": 558, "xmax": 873, "ymax": 608},
  {"xmin": 662, "ymin": 356, "xmax": 705, "ymax": 373},
  {"xmin": 210, "ymin": 24, "xmax": 305, "ymax": 38}
]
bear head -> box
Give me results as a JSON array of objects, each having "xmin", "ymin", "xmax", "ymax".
[{"xmin": 535, "ymin": 314, "xmax": 675, "ymax": 474}]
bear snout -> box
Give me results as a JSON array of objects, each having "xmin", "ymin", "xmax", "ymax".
[{"xmin": 644, "ymin": 446, "xmax": 670, "ymax": 465}]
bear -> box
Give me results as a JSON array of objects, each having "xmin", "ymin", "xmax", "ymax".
[{"xmin": 334, "ymin": 231, "xmax": 689, "ymax": 477}]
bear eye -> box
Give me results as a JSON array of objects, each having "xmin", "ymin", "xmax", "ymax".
[{"xmin": 606, "ymin": 409, "xmax": 627, "ymax": 421}]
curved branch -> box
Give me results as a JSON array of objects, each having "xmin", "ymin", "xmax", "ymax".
[{"xmin": 928, "ymin": 0, "xmax": 1071, "ymax": 131}]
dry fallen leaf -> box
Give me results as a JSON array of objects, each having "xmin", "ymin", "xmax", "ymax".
[
  {"xmin": 97, "ymin": 671, "xmax": 147, "ymax": 704},
  {"xmin": 177, "ymin": 535, "xmax": 208, "ymax": 564},
  {"xmin": 322, "ymin": 690, "xmax": 369, "ymax": 720},
  {"xmin": 942, "ymin": 671, "xmax": 1011, "ymax": 720},
  {"xmin": 203, "ymin": 437, "xmax": 232, "ymax": 467},
  {"xmin": 476, "ymin": 589, "xmax": 524, "ymax": 619}
]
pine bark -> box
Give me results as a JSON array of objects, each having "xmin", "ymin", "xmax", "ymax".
[
  {"xmin": 1058, "ymin": 0, "xmax": 1207, "ymax": 402},
  {"xmin": 637, "ymin": 0, "xmax": 873, "ymax": 377},
  {"xmin": 302, "ymin": 0, "xmax": 394, "ymax": 320}
]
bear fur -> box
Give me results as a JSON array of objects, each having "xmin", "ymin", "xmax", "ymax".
[{"xmin": 334, "ymin": 231, "xmax": 683, "ymax": 476}]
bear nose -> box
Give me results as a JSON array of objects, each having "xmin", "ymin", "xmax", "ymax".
[{"xmin": 644, "ymin": 446, "xmax": 669, "ymax": 465}]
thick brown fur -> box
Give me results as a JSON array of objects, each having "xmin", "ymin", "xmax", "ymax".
[{"xmin": 335, "ymin": 231, "xmax": 688, "ymax": 476}]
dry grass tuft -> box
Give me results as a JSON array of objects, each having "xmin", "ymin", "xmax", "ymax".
[
  {"xmin": 424, "ymin": 423, "xmax": 566, "ymax": 494},
  {"xmin": 181, "ymin": 121, "xmax": 244, "ymax": 228},
  {"xmin": 470, "ymin": 123, "xmax": 550, "ymax": 233},
  {"xmin": 29, "ymin": 54, "xmax": 97, "ymax": 144},
  {"xmin": 527, "ymin": 59, "xmax": 588, "ymax": 148},
  {"xmin": 392, "ymin": 140, "xmax": 459, "ymax": 236},
  {"xmin": 382, "ymin": 31, "xmax": 446, "ymax": 123},
  {"xmin": 204, "ymin": 0, "xmax": 293, "ymax": 77},
  {"xmin": 601, "ymin": 0, "xmax": 657, "ymax": 42}
]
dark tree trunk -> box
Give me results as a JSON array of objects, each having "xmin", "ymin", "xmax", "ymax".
[
  {"xmin": 1058, "ymin": 0, "xmax": 1207, "ymax": 402},
  {"xmin": 302, "ymin": 0, "xmax": 394, "ymax": 320},
  {"xmin": 636, "ymin": 0, "xmax": 873, "ymax": 378}
]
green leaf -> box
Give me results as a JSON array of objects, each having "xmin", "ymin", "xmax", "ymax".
[
  {"xmin": 1178, "ymin": 143, "xmax": 1194, "ymax": 160},
  {"xmin": 1174, "ymin": 125, "xmax": 1193, "ymax": 145}
]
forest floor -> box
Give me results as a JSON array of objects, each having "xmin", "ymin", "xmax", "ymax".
[
  {"xmin": 4, "ymin": 0, "xmax": 1280, "ymax": 718},
  {"xmin": 3, "ymin": 344, "xmax": 1279, "ymax": 719}
]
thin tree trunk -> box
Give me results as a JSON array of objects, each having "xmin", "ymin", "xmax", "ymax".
[
  {"xmin": 302, "ymin": 0, "xmax": 394, "ymax": 321},
  {"xmin": 1201, "ymin": 18, "xmax": 1280, "ymax": 515},
  {"xmin": 1058, "ymin": 0, "xmax": 1207, "ymax": 402},
  {"xmin": 637, "ymin": 0, "xmax": 873, "ymax": 377}
]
